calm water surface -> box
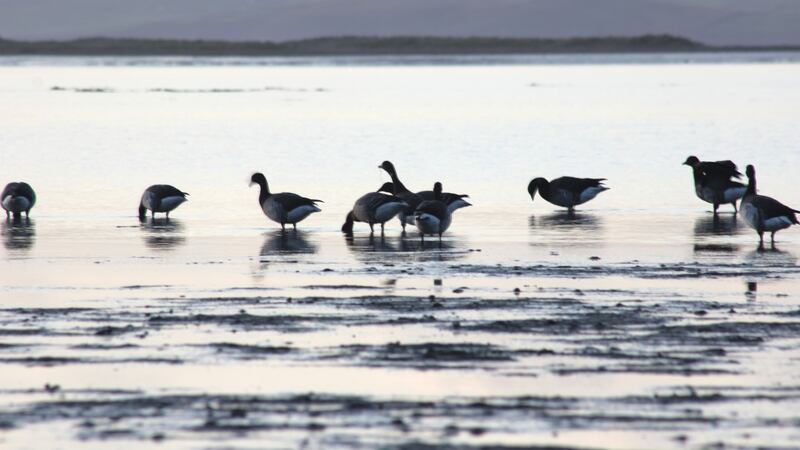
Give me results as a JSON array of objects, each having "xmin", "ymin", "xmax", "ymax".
[{"xmin": 1, "ymin": 54, "xmax": 800, "ymax": 449}]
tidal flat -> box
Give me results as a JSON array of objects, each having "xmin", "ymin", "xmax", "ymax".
[{"xmin": 2, "ymin": 54, "xmax": 800, "ymax": 448}]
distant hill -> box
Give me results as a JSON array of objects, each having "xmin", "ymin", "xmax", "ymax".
[
  {"xmin": 0, "ymin": 35, "xmax": 761, "ymax": 56},
  {"xmin": 1, "ymin": 0, "xmax": 799, "ymax": 46}
]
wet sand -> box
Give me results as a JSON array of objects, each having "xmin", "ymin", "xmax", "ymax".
[
  {"xmin": 2, "ymin": 56, "xmax": 800, "ymax": 449},
  {"xmin": 2, "ymin": 211, "xmax": 800, "ymax": 449}
]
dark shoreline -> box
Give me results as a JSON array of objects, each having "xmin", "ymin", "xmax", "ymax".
[{"xmin": 2, "ymin": 34, "xmax": 799, "ymax": 57}]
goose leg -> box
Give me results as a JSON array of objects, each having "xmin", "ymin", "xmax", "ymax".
[
  {"xmin": 380, "ymin": 223, "xmax": 385, "ymax": 235},
  {"xmin": 151, "ymin": 211, "xmax": 155, "ymax": 220},
  {"xmin": 771, "ymin": 231, "xmax": 776, "ymax": 247},
  {"xmin": 758, "ymin": 231, "xmax": 764, "ymax": 247},
  {"xmin": 732, "ymin": 201, "xmax": 738, "ymax": 214},
  {"xmin": 713, "ymin": 203, "xmax": 719, "ymax": 215},
  {"xmin": 281, "ymin": 223, "xmax": 286, "ymax": 231},
  {"xmin": 293, "ymin": 223, "xmax": 297, "ymax": 231},
  {"xmin": 369, "ymin": 223, "xmax": 374, "ymax": 234}
]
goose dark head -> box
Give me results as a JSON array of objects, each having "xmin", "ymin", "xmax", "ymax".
[
  {"xmin": 250, "ymin": 172, "xmax": 267, "ymax": 187},
  {"xmin": 746, "ymin": 164, "xmax": 755, "ymax": 179},
  {"xmin": 527, "ymin": 178, "xmax": 547, "ymax": 200},
  {"xmin": 378, "ymin": 161, "xmax": 396, "ymax": 175},
  {"xmin": 377, "ymin": 182, "xmax": 394, "ymax": 194},
  {"xmin": 683, "ymin": 156, "xmax": 700, "ymax": 167},
  {"xmin": 433, "ymin": 182, "xmax": 443, "ymax": 200}
]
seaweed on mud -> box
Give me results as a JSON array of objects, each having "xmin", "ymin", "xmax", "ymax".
[
  {"xmin": 330, "ymin": 342, "xmax": 516, "ymax": 366},
  {"xmin": 146, "ymin": 312, "xmax": 364, "ymax": 332},
  {"xmin": 3, "ymin": 391, "xmax": 758, "ymax": 446},
  {"xmin": 203, "ymin": 342, "xmax": 294, "ymax": 358},
  {"xmin": 443, "ymin": 262, "xmax": 800, "ymax": 279}
]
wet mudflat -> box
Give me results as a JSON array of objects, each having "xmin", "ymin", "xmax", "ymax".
[
  {"xmin": 2, "ymin": 54, "xmax": 800, "ymax": 448},
  {"xmin": 2, "ymin": 211, "xmax": 800, "ymax": 450}
]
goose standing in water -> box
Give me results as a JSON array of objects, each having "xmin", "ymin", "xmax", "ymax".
[
  {"xmin": 342, "ymin": 192, "xmax": 408, "ymax": 235},
  {"xmin": 250, "ymin": 172, "xmax": 322, "ymax": 231},
  {"xmin": 739, "ymin": 165, "xmax": 799, "ymax": 247},
  {"xmin": 527, "ymin": 177, "xmax": 608, "ymax": 212},
  {"xmin": 378, "ymin": 161, "xmax": 422, "ymax": 232},
  {"xmin": 2, "ymin": 182, "xmax": 36, "ymax": 219},
  {"xmin": 138, "ymin": 185, "xmax": 188, "ymax": 220},
  {"xmin": 378, "ymin": 182, "xmax": 471, "ymax": 214},
  {"xmin": 414, "ymin": 182, "xmax": 451, "ymax": 241},
  {"xmin": 683, "ymin": 156, "xmax": 746, "ymax": 214}
]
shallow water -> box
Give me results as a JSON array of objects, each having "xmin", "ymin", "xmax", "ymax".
[{"xmin": 1, "ymin": 54, "xmax": 800, "ymax": 449}]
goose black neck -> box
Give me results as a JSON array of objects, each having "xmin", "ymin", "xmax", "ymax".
[
  {"xmin": 257, "ymin": 179, "xmax": 272, "ymax": 204},
  {"xmin": 341, "ymin": 211, "xmax": 355, "ymax": 234},
  {"xmin": 691, "ymin": 167, "xmax": 704, "ymax": 185},
  {"xmin": 746, "ymin": 172, "xmax": 756, "ymax": 196},
  {"xmin": 385, "ymin": 168, "xmax": 410, "ymax": 194}
]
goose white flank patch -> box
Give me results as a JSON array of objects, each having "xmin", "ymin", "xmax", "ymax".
[
  {"xmin": 2, "ymin": 182, "xmax": 36, "ymax": 219},
  {"xmin": 527, "ymin": 176, "xmax": 608, "ymax": 212},
  {"xmin": 378, "ymin": 182, "xmax": 472, "ymax": 214},
  {"xmin": 414, "ymin": 181, "xmax": 452, "ymax": 240},
  {"xmin": 739, "ymin": 164, "xmax": 799, "ymax": 247},
  {"xmin": 250, "ymin": 172, "xmax": 322, "ymax": 231},
  {"xmin": 342, "ymin": 192, "xmax": 408, "ymax": 234},
  {"xmin": 378, "ymin": 161, "xmax": 422, "ymax": 231},
  {"xmin": 683, "ymin": 155, "xmax": 746, "ymax": 213},
  {"xmin": 138, "ymin": 185, "xmax": 189, "ymax": 220}
]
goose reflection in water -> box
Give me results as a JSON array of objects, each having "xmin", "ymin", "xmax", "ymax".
[
  {"xmin": 693, "ymin": 215, "xmax": 741, "ymax": 255},
  {"xmin": 345, "ymin": 233, "xmax": 467, "ymax": 263},
  {"xmin": 528, "ymin": 212, "xmax": 603, "ymax": 246},
  {"xmin": 529, "ymin": 211, "xmax": 602, "ymax": 230},
  {"xmin": 693, "ymin": 214, "xmax": 740, "ymax": 237},
  {"xmin": 744, "ymin": 245, "xmax": 797, "ymax": 265},
  {"xmin": 140, "ymin": 218, "xmax": 186, "ymax": 250},
  {"xmin": 260, "ymin": 230, "xmax": 318, "ymax": 256},
  {"xmin": 2, "ymin": 217, "xmax": 35, "ymax": 251}
]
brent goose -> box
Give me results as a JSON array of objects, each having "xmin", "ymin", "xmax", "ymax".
[
  {"xmin": 378, "ymin": 161, "xmax": 422, "ymax": 231},
  {"xmin": 683, "ymin": 156, "xmax": 746, "ymax": 213},
  {"xmin": 342, "ymin": 192, "xmax": 408, "ymax": 235},
  {"xmin": 378, "ymin": 182, "xmax": 471, "ymax": 213},
  {"xmin": 414, "ymin": 182, "xmax": 452, "ymax": 240},
  {"xmin": 739, "ymin": 165, "xmax": 799, "ymax": 247},
  {"xmin": 138, "ymin": 185, "xmax": 188, "ymax": 220},
  {"xmin": 2, "ymin": 182, "xmax": 36, "ymax": 219},
  {"xmin": 527, "ymin": 177, "xmax": 608, "ymax": 212},
  {"xmin": 250, "ymin": 172, "xmax": 322, "ymax": 231}
]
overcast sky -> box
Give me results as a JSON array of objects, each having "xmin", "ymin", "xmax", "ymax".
[{"xmin": 1, "ymin": 0, "xmax": 799, "ymax": 46}]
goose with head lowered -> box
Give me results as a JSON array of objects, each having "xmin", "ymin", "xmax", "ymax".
[
  {"xmin": 739, "ymin": 165, "xmax": 799, "ymax": 247},
  {"xmin": 378, "ymin": 161, "xmax": 422, "ymax": 232},
  {"xmin": 378, "ymin": 182, "xmax": 471, "ymax": 214},
  {"xmin": 527, "ymin": 176, "xmax": 608, "ymax": 212},
  {"xmin": 138, "ymin": 185, "xmax": 188, "ymax": 220},
  {"xmin": 414, "ymin": 182, "xmax": 452, "ymax": 241},
  {"xmin": 250, "ymin": 172, "xmax": 322, "ymax": 231},
  {"xmin": 683, "ymin": 156, "xmax": 746, "ymax": 214},
  {"xmin": 342, "ymin": 192, "xmax": 408, "ymax": 235},
  {"xmin": 2, "ymin": 182, "xmax": 36, "ymax": 219}
]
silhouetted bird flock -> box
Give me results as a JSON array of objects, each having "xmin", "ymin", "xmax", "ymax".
[{"xmin": 3, "ymin": 158, "xmax": 798, "ymax": 247}]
